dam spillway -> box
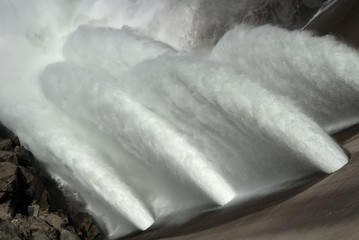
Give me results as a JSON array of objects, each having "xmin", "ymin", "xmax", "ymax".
[{"xmin": 0, "ymin": 0, "xmax": 358, "ymax": 238}]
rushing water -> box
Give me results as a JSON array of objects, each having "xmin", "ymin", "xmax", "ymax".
[{"xmin": 0, "ymin": 0, "xmax": 358, "ymax": 238}]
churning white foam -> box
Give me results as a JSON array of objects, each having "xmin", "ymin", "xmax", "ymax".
[{"xmin": 0, "ymin": 0, "xmax": 357, "ymax": 238}]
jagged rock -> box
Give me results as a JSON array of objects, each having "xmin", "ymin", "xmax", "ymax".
[
  {"xmin": 0, "ymin": 125, "xmax": 104, "ymax": 239},
  {"xmin": 0, "ymin": 140, "xmax": 13, "ymax": 151},
  {"xmin": 0, "ymin": 151, "xmax": 18, "ymax": 165},
  {"xmin": 19, "ymin": 166, "xmax": 49, "ymax": 211},
  {"xmin": 243, "ymin": 0, "xmax": 321, "ymax": 29},
  {"xmin": 0, "ymin": 162, "xmax": 18, "ymax": 221},
  {"xmin": 88, "ymin": 225, "xmax": 104, "ymax": 240},
  {"xmin": 72, "ymin": 213, "xmax": 92, "ymax": 233},
  {"xmin": 60, "ymin": 229, "xmax": 81, "ymax": 240},
  {"xmin": 0, "ymin": 192, "xmax": 6, "ymax": 202},
  {"xmin": 10, "ymin": 136, "xmax": 20, "ymax": 148},
  {"xmin": 0, "ymin": 230, "xmax": 16, "ymax": 240},
  {"xmin": 0, "ymin": 216, "xmax": 59, "ymax": 240},
  {"xmin": 0, "ymin": 200, "xmax": 15, "ymax": 221},
  {"xmin": 14, "ymin": 146, "xmax": 33, "ymax": 167},
  {"xmin": 45, "ymin": 213, "xmax": 69, "ymax": 231},
  {"xmin": 0, "ymin": 123, "xmax": 13, "ymax": 140},
  {"xmin": 0, "ymin": 162, "xmax": 18, "ymax": 193},
  {"xmin": 72, "ymin": 213, "xmax": 104, "ymax": 240},
  {"xmin": 0, "ymin": 137, "xmax": 19, "ymax": 152}
]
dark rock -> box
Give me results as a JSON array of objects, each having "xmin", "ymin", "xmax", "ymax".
[
  {"xmin": 0, "ymin": 140, "xmax": 13, "ymax": 151},
  {"xmin": 0, "ymin": 200, "xmax": 15, "ymax": 221},
  {"xmin": 14, "ymin": 146, "xmax": 33, "ymax": 167},
  {"xmin": 72, "ymin": 213, "xmax": 92, "ymax": 233},
  {"xmin": 0, "ymin": 162, "xmax": 18, "ymax": 193},
  {"xmin": 195, "ymin": 0, "xmax": 323, "ymax": 48},
  {"xmin": 71, "ymin": 213, "xmax": 104, "ymax": 240},
  {"xmin": 0, "ymin": 123, "xmax": 14, "ymax": 140},
  {"xmin": 242, "ymin": 0, "xmax": 323, "ymax": 29},
  {"xmin": 0, "ymin": 130, "xmax": 105, "ymax": 239},
  {"xmin": 0, "ymin": 216, "xmax": 59, "ymax": 240},
  {"xmin": 45, "ymin": 213, "xmax": 69, "ymax": 231},
  {"xmin": 60, "ymin": 229, "xmax": 81, "ymax": 240},
  {"xmin": 0, "ymin": 162, "xmax": 18, "ymax": 221},
  {"xmin": 303, "ymin": 0, "xmax": 322, "ymax": 8},
  {"xmin": 0, "ymin": 192, "xmax": 6, "ymax": 203},
  {"xmin": 0, "ymin": 230, "xmax": 16, "ymax": 240},
  {"xmin": 10, "ymin": 136, "xmax": 20, "ymax": 148},
  {"xmin": 0, "ymin": 151, "xmax": 18, "ymax": 165},
  {"xmin": 19, "ymin": 166, "xmax": 50, "ymax": 211}
]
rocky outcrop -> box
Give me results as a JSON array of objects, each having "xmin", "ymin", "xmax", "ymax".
[
  {"xmin": 196, "ymin": 0, "xmax": 324, "ymax": 47},
  {"xmin": 0, "ymin": 124, "xmax": 104, "ymax": 240},
  {"xmin": 304, "ymin": 0, "xmax": 359, "ymax": 49},
  {"xmin": 242, "ymin": 0, "xmax": 325, "ymax": 29}
]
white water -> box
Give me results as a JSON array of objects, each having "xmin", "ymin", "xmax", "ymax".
[{"xmin": 0, "ymin": 0, "xmax": 358, "ymax": 238}]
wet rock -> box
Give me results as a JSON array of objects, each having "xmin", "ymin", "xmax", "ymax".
[
  {"xmin": 19, "ymin": 166, "xmax": 50, "ymax": 211},
  {"xmin": 73, "ymin": 213, "xmax": 92, "ymax": 233},
  {"xmin": 72, "ymin": 213, "xmax": 104, "ymax": 240}
]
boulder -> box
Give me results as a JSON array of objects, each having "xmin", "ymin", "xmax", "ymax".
[{"xmin": 45, "ymin": 213, "xmax": 69, "ymax": 231}]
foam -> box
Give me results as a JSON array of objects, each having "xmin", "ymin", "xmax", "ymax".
[{"xmin": 211, "ymin": 25, "xmax": 359, "ymax": 132}]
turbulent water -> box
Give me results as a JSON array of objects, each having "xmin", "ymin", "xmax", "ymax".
[{"xmin": 1, "ymin": 0, "xmax": 358, "ymax": 238}]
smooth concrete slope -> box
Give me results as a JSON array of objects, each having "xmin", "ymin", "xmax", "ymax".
[
  {"xmin": 155, "ymin": 126, "xmax": 359, "ymax": 240},
  {"xmin": 305, "ymin": 0, "xmax": 359, "ymax": 50},
  {"xmin": 123, "ymin": 126, "xmax": 359, "ymax": 240}
]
